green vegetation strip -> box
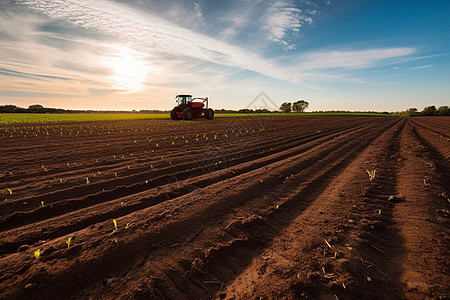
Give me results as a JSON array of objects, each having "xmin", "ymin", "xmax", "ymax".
[
  {"xmin": 0, "ymin": 112, "xmax": 394, "ymax": 124},
  {"xmin": 0, "ymin": 113, "xmax": 168, "ymax": 124}
]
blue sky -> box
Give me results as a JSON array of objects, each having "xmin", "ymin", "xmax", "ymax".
[{"xmin": 0, "ymin": 0, "xmax": 449, "ymax": 111}]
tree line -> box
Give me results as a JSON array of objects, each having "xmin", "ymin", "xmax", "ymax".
[
  {"xmin": 400, "ymin": 106, "xmax": 449, "ymax": 116},
  {"xmin": 0, "ymin": 104, "xmax": 168, "ymax": 114}
]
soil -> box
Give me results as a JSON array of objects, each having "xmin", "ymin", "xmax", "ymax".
[{"xmin": 0, "ymin": 116, "xmax": 448, "ymax": 299}]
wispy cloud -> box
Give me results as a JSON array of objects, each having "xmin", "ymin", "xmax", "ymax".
[
  {"xmin": 193, "ymin": 2, "xmax": 202, "ymax": 18},
  {"xmin": 19, "ymin": 0, "xmax": 296, "ymax": 83},
  {"xmin": 299, "ymin": 48, "xmax": 416, "ymax": 70},
  {"xmin": 263, "ymin": 0, "xmax": 313, "ymax": 50},
  {"xmin": 409, "ymin": 64, "xmax": 433, "ymax": 70}
]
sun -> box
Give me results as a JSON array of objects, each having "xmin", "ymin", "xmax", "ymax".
[{"xmin": 105, "ymin": 46, "xmax": 150, "ymax": 93}]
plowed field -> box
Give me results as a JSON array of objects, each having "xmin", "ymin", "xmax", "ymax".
[{"xmin": 0, "ymin": 116, "xmax": 448, "ymax": 299}]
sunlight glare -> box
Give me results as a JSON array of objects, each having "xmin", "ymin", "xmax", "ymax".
[{"xmin": 105, "ymin": 46, "xmax": 151, "ymax": 93}]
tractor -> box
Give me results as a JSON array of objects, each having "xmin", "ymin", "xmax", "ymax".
[{"xmin": 170, "ymin": 94, "xmax": 214, "ymax": 120}]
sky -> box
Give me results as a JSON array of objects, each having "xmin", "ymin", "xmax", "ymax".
[{"xmin": 0, "ymin": 0, "xmax": 449, "ymax": 111}]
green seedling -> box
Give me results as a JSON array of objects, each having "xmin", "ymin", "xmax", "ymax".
[
  {"xmin": 388, "ymin": 195, "xmax": 394, "ymax": 202},
  {"xmin": 114, "ymin": 173, "xmax": 118, "ymax": 178},
  {"xmin": 324, "ymin": 239, "xmax": 332, "ymax": 249},
  {"xmin": 41, "ymin": 201, "xmax": 45, "ymax": 207},
  {"xmin": 86, "ymin": 177, "xmax": 90, "ymax": 184},
  {"xmin": 34, "ymin": 249, "xmax": 40, "ymax": 260},
  {"xmin": 113, "ymin": 219, "xmax": 118, "ymax": 230},
  {"xmin": 366, "ymin": 169, "xmax": 376, "ymax": 181},
  {"xmin": 378, "ymin": 209, "xmax": 381, "ymax": 215},
  {"xmin": 125, "ymin": 223, "xmax": 130, "ymax": 229},
  {"xmin": 276, "ymin": 204, "xmax": 280, "ymax": 209},
  {"xmin": 66, "ymin": 237, "xmax": 72, "ymax": 248},
  {"xmin": 7, "ymin": 188, "xmax": 12, "ymax": 195}
]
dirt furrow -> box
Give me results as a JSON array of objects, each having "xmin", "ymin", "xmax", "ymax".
[
  {"xmin": 2, "ymin": 116, "xmax": 448, "ymax": 300},
  {"xmin": 0, "ymin": 119, "xmax": 397, "ymax": 299},
  {"xmin": 0, "ymin": 119, "xmax": 375, "ymax": 233},
  {"xmin": 390, "ymin": 119, "xmax": 449, "ymax": 299},
  {"xmin": 0, "ymin": 118, "xmax": 369, "ymax": 213},
  {"xmin": 0, "ymin": 119, "xmax": 385, "ymax": 255},
  {"xmin": 213, "ymin": 119, "xmax": 406, "ymax": 299},
  {"xmin": 71, "ymin": 119, "xmax": 399, "ymax": 299},
  {"xmin": 0, "ymin": 116, "xmax": 370, "ymax": 190},
  {"xmin": 409, "ymin": 117, "xmax": 450, "ymax": 139}
]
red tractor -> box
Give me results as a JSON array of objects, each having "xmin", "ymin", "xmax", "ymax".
[{"xmin": 170, "ymin": 94, "xmax": 214, "ymax": 120}]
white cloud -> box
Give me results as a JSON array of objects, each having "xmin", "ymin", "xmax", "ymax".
[
  {"xmin": 19, "ymin": 0, "xmax": 297, "ymax": 83},
  {"xmin": 263, "ymin": 0, "xmax": 312, "ymax": 49},
  {"xmin": 409, "ymin": 64, "xmax": 432, "ymax": 70},
  {"xmin": 299, "ymin": 48, "xmax": 416, "ymax": 70}
]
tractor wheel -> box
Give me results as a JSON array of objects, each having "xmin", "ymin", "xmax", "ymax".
[
  {"xmin": 182, "ymin": 108, "xmax": 193, "ymax": 120},
  {"xmin": 205, "ymin": 108, "xmax": 214, "ymax": 120},
  {"xmin": 170, "ymin": 109, "xmax": 179, "ymax": 120}
]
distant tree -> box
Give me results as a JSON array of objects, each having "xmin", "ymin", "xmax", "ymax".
[
  {"xmin": 279, "ymin": 102, "xmax": 292, "ymax": 113},
  {"xmin": 404, "ymin": 107, "xmax": 419, "ymax": 116},
  {"xmin": 421, "ymin": 105, "xmax": 436, "ymax": 116},
  {"xmin": 292, "ymin": 100, "xmax": 309, "ymax": 112},
  {"xmin": 436, "ymin": 106, "xmax": 450, "ymax": 116},
  {"xmin": 0, "ymin": 105, "xmax": 18, "ymax": 113},
  {"xmin": 28, "ymin": 104, "xmax": 45, "ymax": 113}
]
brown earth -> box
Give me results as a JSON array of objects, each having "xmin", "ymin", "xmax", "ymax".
[{"xmin": 0, "ymin": 116, "xmax": 448, "ymax": 300}]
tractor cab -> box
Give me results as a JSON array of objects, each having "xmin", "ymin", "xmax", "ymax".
[{"xmin": 175, "ymin": 94, "xmax": 192, "ymax": 107}]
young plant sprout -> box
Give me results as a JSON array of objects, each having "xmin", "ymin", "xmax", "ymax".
[
  {"xmin": 66, "ymin": 237, "xmax": 72, "ymax": 248},
  {"xmin": 34, "ymin": 249, "xmax": 40, "ymax": 260},
  {"xmin": 366, "ymin": 169, "xmax": 376, "ymax": 181},
  {"xmin": 113, "ymin": 219, "xmax": 118, "ymax": 231}
]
